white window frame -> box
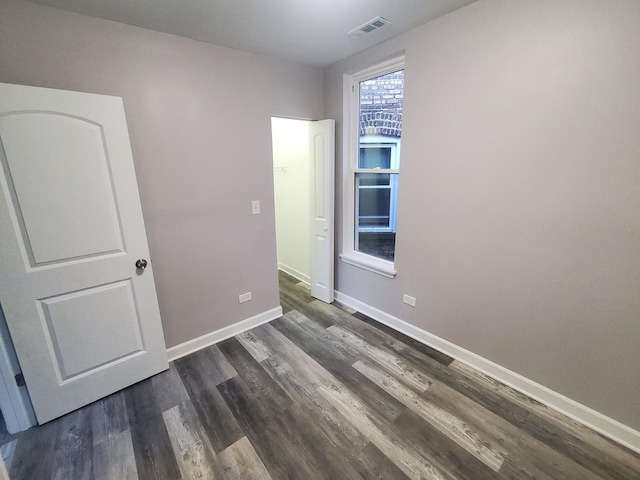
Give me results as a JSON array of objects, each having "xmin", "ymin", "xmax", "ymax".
[{"xmin": 340, "ymin": 56, "xmax": 405, "ymax": 279}]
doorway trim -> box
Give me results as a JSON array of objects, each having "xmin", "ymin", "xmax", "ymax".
[{"xmin": 0, "ymin": 305, "xmax": 36, "ymax": 433}]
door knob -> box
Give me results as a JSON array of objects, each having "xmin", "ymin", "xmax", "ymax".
[{"xmin": 135, "ymin": 259, "xmax": 148, "ymax": 270}]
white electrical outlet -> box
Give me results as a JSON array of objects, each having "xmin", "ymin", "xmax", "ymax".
[
  {"xmin": 251, "ymin": 200, "xmax": 261, "ymax": 215},
  {"xmin": 239, "ymin": 292, "xmax": 252, "ymax": 303},
  {"xmin": 402, "ymin": 294, "xmax": 416, "ymax": 307}
]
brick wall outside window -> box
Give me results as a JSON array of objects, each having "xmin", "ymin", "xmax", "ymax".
[{"xmin": 359, "ymin": 70, "xmax": 403, "ymax": 137}]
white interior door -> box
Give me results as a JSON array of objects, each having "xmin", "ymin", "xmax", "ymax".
[
  {"xmin": 0, "ymin": 83, "xmax": 168, "ymax": 424},
  {"xmin": 309, "ymin": 119, "xmax": 335, "ymax": 303}
]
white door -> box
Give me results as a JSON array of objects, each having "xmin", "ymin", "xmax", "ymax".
[
  {"xmin": 0, "ymin": 83, "xmax": 168, "ymax": 424},
  {"xmin": 309, "ymin": 120, "xmax": 335, "ymax": 303}
]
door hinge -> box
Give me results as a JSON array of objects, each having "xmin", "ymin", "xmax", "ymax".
[{"xmin": 15, "ymin": 372, "xmax": 25, "ymax": 387}]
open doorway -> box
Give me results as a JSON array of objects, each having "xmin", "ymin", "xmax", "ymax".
[
  {"xmin": 271, "ymin": 117, "xmax": 312, "ymax": 284},
  {"xmin": 271, "ymin": 117, "xmax": 335, "ymax": 303}
]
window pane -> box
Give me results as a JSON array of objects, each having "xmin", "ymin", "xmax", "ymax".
[
  {"xmin": 358, "ymin": 187, "xmax": 391, "ymax": 228},
  {"xmin": 357, "ymin": 232, "xmax": 396, "ymax": 262},
  {"xmin": 353, "ymin": 66, "xmax": 403, "ymax": 264},
  {"xmin": 359, "ymin": 173, "xmax": 390, "ymax": 186},
  {"xmin": 355, "ymin": 172, "xmax": 397, "ymax": 262},
  {"xmin": 359, "ymin": 146, "xmax": 391, "ymax": 169},
  {"xmin": 359, "ymin": 68, "xmax": 403, "ymax": 164}
]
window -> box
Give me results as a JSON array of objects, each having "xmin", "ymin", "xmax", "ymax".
[
  {"xmin": 357, "ymin": 137, "xmax": 400, "ymax": 234},
  {"xmin": 341, "ymin": 57, "xmax": 404, "ymax": 278}
]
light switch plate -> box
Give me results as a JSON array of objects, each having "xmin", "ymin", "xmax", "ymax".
[{"xmin": 251, "ymin": 200, "xmax": 260, "ymax": 215}]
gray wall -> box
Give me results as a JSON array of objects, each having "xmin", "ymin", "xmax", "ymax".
[
  {"xmin": 0, "ymin": 0, "xmax": 324, "ymax": 348},
  {"xmin": 1, "ymin": 0, "xmax": 638, "ymax": 433},
  {"xmin": 325, "ymin": 0, "xmax": 640, "ymax": 429}
]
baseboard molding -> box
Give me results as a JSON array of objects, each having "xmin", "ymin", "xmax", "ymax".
[
  {"xmin": 166, "ymin": 306, "xmax": 283, "ymax": 362},
  {"xmin": 278, "ymin": 263, "xmax": 310, "ymax": 285},
  {"xmin": 335, "ymin": 291, "xmax": 640, "ymax": 454}
]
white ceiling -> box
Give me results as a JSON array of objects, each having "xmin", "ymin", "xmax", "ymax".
[{"xmin": 27, "ymin": 0, "xmax": 476, "ymax": 67}]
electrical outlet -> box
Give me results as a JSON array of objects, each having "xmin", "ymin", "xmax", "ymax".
[
  {"xmin": 251, "ymin": 200, "xmax": 261, "ymax": 215},
  {"xmin": 239, "ymin": 292, "xmax": 252, "ymax": 303},
  {"xmin": 402, "ymin": 294, "xmax": 416, "ymax": 307}
]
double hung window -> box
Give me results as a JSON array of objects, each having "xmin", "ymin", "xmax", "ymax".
[{"xmin": 341, "ymin": 57, "xmax": 404, "ymax": 278}]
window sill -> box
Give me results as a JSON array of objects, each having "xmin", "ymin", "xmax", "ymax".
[{"xmin": 339, "ymin": 252, "xmax": 397, "ymax": 278}]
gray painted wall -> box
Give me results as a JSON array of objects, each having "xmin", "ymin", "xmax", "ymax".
[
  {"xmin": 1, "ymin": 0, "xmax": 638, "ymax": 433},
  {"xmin": 0, "ymin": 0, "xmax": 324, "ymax": 348},
  {"xmin": 325, "ymin": 0, "xmax": 640, "ymax": 430}
]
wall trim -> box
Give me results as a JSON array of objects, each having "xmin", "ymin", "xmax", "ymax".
[
  {"xmin": 335, "ymin": 291, "xmax": 640, "ymax": 454},
  {"xmin": 278, "ymin": 263, "xmax": 310, "ymax": 285},
  {"xmin": 166, "ymin": 306, "xmax": 283, "ymax": 362}
]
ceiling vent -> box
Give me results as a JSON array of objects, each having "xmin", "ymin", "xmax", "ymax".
[{"xmin": 348, "ymin": 17, "xmax": 391, "ymax": 39}]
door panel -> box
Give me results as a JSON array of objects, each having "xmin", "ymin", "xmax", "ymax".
[
  {"xmin": 39, "ymin": 280, "xmax": 144, "ymax": 381},
  {"xmin": 309, "ymin": 120, "xmax": 335, "ymax": 303},
  {"xmin": 0, "ymin": 82, "xmax": 168, "ymax": 424},
  {"xmin": 0, "ymin": 113, "xmax": 123, "ymax": 265}
]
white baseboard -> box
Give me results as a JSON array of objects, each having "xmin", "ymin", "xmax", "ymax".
[
  {"xmin": 166, "ymin": 306, "xmax": 283, "ymax": 362},
  {"xmin": 278, "ymin": 263, "xmax": 310, "ymax": 285},
  {"xmin": 335, "ymin": 291, "xmax": 640, "ymax": 454}
]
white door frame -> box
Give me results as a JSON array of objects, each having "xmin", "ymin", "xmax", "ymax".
[{"xmin": 0, "ymin": 305, "xmax": 36, "ymax": 433}]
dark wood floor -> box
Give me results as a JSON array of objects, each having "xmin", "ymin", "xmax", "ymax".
[{"xmin": 1, "ymin": 270, "xmax": 639, "ymax": 479}]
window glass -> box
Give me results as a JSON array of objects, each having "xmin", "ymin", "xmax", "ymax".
[
  {"xmin": 354, "ymin": 69, "xmax": 403, "ymax": 262},
  {"xmin": 358, "ymin": 173, "xmax": 390, "ymax": 186},
  {"xmin": 359, "ymin": 146, "xmax": 391, "ymax": 169}
]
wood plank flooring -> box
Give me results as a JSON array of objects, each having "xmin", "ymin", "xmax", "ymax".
[{"xmin": 2, "ymin": 270, "xmax": 639, "ymax": 479}]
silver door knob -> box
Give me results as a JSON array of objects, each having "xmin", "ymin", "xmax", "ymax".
[{"xmin": 135, "ymin": 259, "xmax": 148, "ymax": 270}]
